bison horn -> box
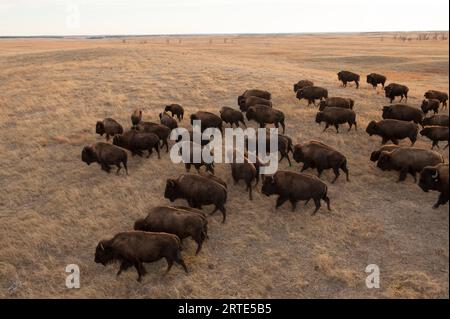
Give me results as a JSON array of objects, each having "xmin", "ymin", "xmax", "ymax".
[
  {"xmin": 100, "ymin": 243, "xmax": 104, "ymax": 250},
  {"xmin": 432, "ymin": 171, "xmax": 439, "ymax": 179}
]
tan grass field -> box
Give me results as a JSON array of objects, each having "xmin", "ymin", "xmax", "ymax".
[{"xmin": 0, "ymin": 33, "xmax": 448, "ymax": 298}]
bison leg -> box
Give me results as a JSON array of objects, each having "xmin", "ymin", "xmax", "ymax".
[
  {"xmin": 101, "ymin": 163, "xmax": 111, "ymax": 173},
  {"xmin": 317, "ymin": 168, "xmax": 324, "ymax": 178},
  {"xmin": 246, "ymin": 181, "xmax": 253, "ymax": 200},
  {"xmin": 275, "ymin": 196, "xmax": 288, "ymax": 209},
  {"xmin": 323, "ymin": 194, "xmax": 331, "ymax": 211},
  {"xmin": 409, "ymin": 136, "xmax": 417, "ymax": 146},
  {"xmin": 391, "ymin": 138, "xmax": 400, "ymax": 145},
  {"xmin": 185, "ymin": 163, "xmax": 191, "ymax": 172},
  {"xmin": 116, "ymin": 164, "xmax": 122, "ymax": 175},
  {"xmin": 431, "ymin": 141, "xmax": 439, "ymax": 149},
  {"xmin": 433, "ymin": 193, "xmax": 449, "ymax": 209},
  {"xmin": 155, "ymin": 144, "xmax": 161, "ymax": 159},
  {"xmin": 355, "ymin": 81, "xmax": 359, "ymax": 89},
  {"xmin": 341, "ymin": 162, "xmax": 350, "ymax": 182},
  {"xmin": 117, "ymin": 260, "xmax": 132, "ymax": 277},
  {"xmin": 176, "ymin": 256, "xmax": 189, "ymax": 273},
  {"xmin": 194, "ymin": 231, "xmax": 204, "ymax": 255},
  {"xmin": 286, "ymin": 154, "xmax": 292, "ymax": 167},
  {"xmin": 323, "ymin": 124, "xmax": 330, "ymax": 132},
  {"xmin": 165, "ymin": 258, "xmax": 174, "ymax": 275},
  {"xmin": 398, "ymin": 168, "xmax": 408, "ymax": 182},
  {"xmin": 301, "ymin": 162, "xmax": 311, "ymax": 172},
  {"xmin": 122, "ymin": 160, "xmax": 128, "ymax": 175},
  {"xmin": 334, "ymin": 124, "xmax": 339, "ymax": 133},
  {"xmin": 331, "ymin": 167, "xmax": 340, "ymax": 184},
  {"xmin": 312, "ymin": 198, "xmax": 321, "ymax": 215},
  {"xmin": 280, "ymin": 121, "xmax": 286, "ymax": 134},
  {"xmin": 289, "ymin": 198, "xmax": 298, "ymax": 212},
  {"xmin": 134, "ymin": 262, "xmax": 146, "ymax": 282}
]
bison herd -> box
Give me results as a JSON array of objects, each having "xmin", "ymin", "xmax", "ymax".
[{"xmin": 83, "ymin": 70, "xmax": 448, "ymax": 282}]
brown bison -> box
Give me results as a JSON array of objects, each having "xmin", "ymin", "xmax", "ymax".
[
  {"xmin": 261, "ymin": 170, "xmax": 331, "ymax": 214},
  {"xmin": 366, "ymin": 119, "xmax": 418, "ymax": 145},
  {"xmin": 381, "ymin": 104, "xmax": 423, "ymax": 124},
  {"xmin": 94, "ymin": 231, "xmax": 187, "ymax": 282},
  {"xmin": 419, "ymin": 163, "xmax": 449, "ymax": 209},
  {"xmin": 296, "ymin": 86, "xmax": 328, "ymax": 106},
  {"xmin": 293, "ymin": 141, "xmax": 349, "ymax": 183},
  {"xmin": 421, "ymin": 114, "xmax": 449, "ymax": 127},
  {"xmin": 337, "ymin": 71, "xmax": 360, "ymax": 88},
  {"xmin": 293, "ymin": 80, "xmax": 314, "ymax": 92},
  {"xmin": 420, "ymin": 126, "xmax": 449, "ymax": 149},
  {"xmin": 239, "ymin": 96, "xmax": 272, "ymax": 112},
  {"xmin": 384, "ymin": 83, "xmax": 409, "ymax": 103},
  {"xmin": 164, "ymin": 104, "xmax": 184, "ymax": 121},
  {"xmin": 134, "ymin": 206, "xmax": 208, "ymax": 255},
  {"xmin": 135, "ymin": 122, "xmax": 171, "ymax": 152},
  {"xmin": 82, "ymin": 142, "xmax": 128, "ymax": 175},
  {"xmin": 96, "ymin": 118, "xmax": 123, "ymax": 141},
  {"xmin": 377, "ymin": 147, "xmax": 444, "ymax": 182},
  {"xmin": 319, "ymin": 97, "xmax": 354, "ymax": 111},
  {"xmin": 315, "ymin": 107, "xmax": 357, "ymax": 133},
  {"xmin": 246, "ymin": 105, "xmax": 285, "ymax": 133},
  {"xmin": 131, "ymin": 109, "xmax": 142, "ymax": 126},
  {"xmin": 220, "ymin": 107, "xmax": 246, "ymax": 128},
  {"xmin": 159, "ymin": 112, "xmax": 178, "ymax": 130},
  {"xmin": 238, "ymin": 89, "xmax": 271, "ymax": 105},
  {"xmin": 421, "ymin": 99, "xmax": 440, "ymax": 115},
  {"xmin": 164, "ymin": 173, "xmax": 227, "ymax": 223},
  {"xmin": 113, "ymin": 130, "xmax": 160, "ymax": 158},
  {"xmin": 366, "ymin": 73, "xmax": 387, "ymax": 89},
  {"xmin": 190, "ymin": 111, "xmax": 223, "ymax": 132},
  {"xmin": 424, "ymin": 90, "xmax": 448, "ymax": 108},
  {"xmin": 370, "ymin": 144, "xmax": 401, "ymax": 162},
  {"xmin": 230, "ymin": 158, "xmax": 258, "ymax": 200}
]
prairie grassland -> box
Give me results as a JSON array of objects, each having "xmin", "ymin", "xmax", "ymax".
[{"xmin": 0, "ymin": 34, "xmax": 448, "ymax": 298}]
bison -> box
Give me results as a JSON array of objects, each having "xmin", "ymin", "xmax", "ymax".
[
  {"xmin": 366, "ymin": 119, "xmax": 418, "ymax": 145},
  {"xmin": 134, "ymin": 206, "xmax": 208, "ymax": 255},
  {"xmin": 159, "ymin": 112, "xmax": 178, "ymax": 130},
  {"xmin": 293, "ymin": 141, "xmax": 349, "ymax": 183},
  {"xmin": 239, "ymin": 96, "xmax": 272, "ymax": 112},
  {"xmin": 95, "ymin": 118, "xmax": 123, "ymax": 141},
  {"xmin": 261, "ymin": 170, "xmax": 331, "ymax": 214},
  {"xmin": 366, "ymin": 73, "xmax": 387, "ymax": 89},
  {"xmin": 424, "ymin": 90, "xmax": 448, "ymax": 109},
  {"xmin": 164, "ymin": 173, "xmax": 228, "ymax": 223},
  {"xmin": 81, "ymin": 142, "xmax": 128, "ymax": 175},
  {"xmin": 384, "ymin": 83, "xmax": 409, "ymax": 103},
  {"xmin": 381, "ymin": 104, "xmax": 423, "ymax": 124},
  {"xmin": 418, "ymin": 163, "xmax": 449, "ymax": 209},
  {"xmin": 337, "ymin": 71, "xmax": 360, "ymax": 88},
  {"xmin": 318, "ymin": 97, "xmax": 354, "ymax": 111},
  {"xmin": 421, "ymin": 99, "xmax": 440, "ymax": 115},
  {"xmin": 246, "ymin": 105, "xmax": 285, "ymax": 133},
  {"xmin": 112, "ymin": 130, "xmax": 160, "ymax": 158},
  {"xmin": 220, "ymin": 107, "xmax": 246, "ymax": 128},
  {"xmin": 370, "ymin": 144, "xmax": 401, "ymax": 162},
  {"xmin": 230, "ymin": 158, "xmax": 258, "ymax": 200},
  {"xmin": 131, "ymin": 109, "xmax": 142, "ymax": 126},
  {"xmin": 134, "ymin": 122, "xmax": 171, "ymax": 152},
  {"xmin": 164, "ymin": 104, "xmax": 184, "ymax": 122},
  {"xmin": 94, "ymin": 231, "xmax": 187, "ymax": 282},
  {"xmin": 238, "ymin": 89, "xmax": 271, "ymax": 105},
  {"xmin": 315, "ymin": 107, "xmax": 357, "ymax": 133},
  {"xmin": 376, "ymin": 147, "xmax": 444, "ymax": 182},
  {"xmin": 296, "ymin": 86, "xmax": 328, "ymax": 106},
  {"xmin": 293, "ymin": 80, "xmax": 314, "ymax": 93},
  {"xmin": 420, "ymin": 126, "xmax": 449, "ymax": 149},
  {"xmin": 421, "ymin": 114, "xmax": 449, "ymax": 127},
  {"xmin": 190, "ymin": 111, "xmax": 223, "ymax": 133}
]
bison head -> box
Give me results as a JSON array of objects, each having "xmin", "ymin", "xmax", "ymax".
[
  {"xmin": 366, "ymin": 74, "xmax": 373, "ymax": 84},
  {"xmin": 382, "ymin": 106, "xmax": 392, "ymax": 119},
  {"xmin": 133, "ymin": 218, "xmax": 148, "ymax": 231},
  {"xmin": 293, "ymin": 83, "xmax": 299, "ymax": 92},
  {"xmin": 81, "ymin": 146, "xmax": 97, "ymax": 165},
  {"xmin": 164, "ymin": 105, "xmax": 172, "ymax": 112},
  {"xmin": 112, "ymin": 134, "xmax": 125, "ymax": 148},
  {"xmin": 94, "ymin": 240, "xmax": 114, "ymax": 266},
  {"xmin": 261, "ymin": 175, "xmax": 277, "ymax": 196},
  {"xmin": 318, "ymin": 101, "xmax": 327, "ymax": 111},
  {"xmin": 164, "ymin": 179, "xmax": 179, "ymax": 202},
  {"xmin": 421, "ymin": 100, "xmax": 430, "ymax": 113},
  {"xmin": 296, "ymin": 89, "xmax": 305, "ymax": 100},
  {"xmin": 95, "ymin": 121, "xmax": 105, "ymax": 136},
  {"xmin": 315, "ymin": 112, "xmax": 324, "ymax": 124},
  {"xmin": 370, "ymin": 150, "xmax": 382, "ymax": 162},
  {"xmin": 237, "ymin": 95, "xmax": 245, "ymax": 106},
  {"xmin": 365, "ymin": 121, "xmax": 378, "ymax": 136},
  {"xmin": 376, "ymin": 151, "xmax": 394, "ymax": 171},
  {"xmin": 292, "ymin": 145, "xmax": 304, "ymax": 163},
  {"xmin": 418, "ymin": 166, "xmax": 440, "ymax": 193},
  {"xmin": 190, "ymin": 114, "xmax": 198, "ymax": 125}
]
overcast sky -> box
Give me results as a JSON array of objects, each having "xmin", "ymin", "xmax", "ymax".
[{"xmin": 0, "ymin": 0, "xmax": 448, "ymax": 36}]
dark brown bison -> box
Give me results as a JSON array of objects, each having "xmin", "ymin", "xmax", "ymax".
[
  {"xmin": 190, "ymin": 111, "xmax": 223, "ymax": 132},
  {"xmin": 421, "ymin": 114, "xmax": 449, "ymax": 127},
  {"xmin": 94, "ymin": 231, "xmax": 187, "ymax": 282},
  {"xmin": 293, "ymin": 141, "xmax": 349, "ymax": 183},
  {"xmin": 384, "ymin": 83, "xmax": 409, "ymax": 103},
  {"xmin": 261, "ymin": 170, "xmax": 331, "ymax": 214},
  {"xmin": 293, "ymin": 80, "xmax": 314, "ymax": 92},
  {"xmin": 113, "ymin": 130, "xmax": 160, "ymax": 158},
  {"xmin": 366, "ymin": 73, "xmax": 387, "ymax": 89},
  {"xmin": 319, "ymin": 97, "xmax": 354, "ymax": 111},
  {"xmin": 246, "ymin": 105, "xmax": 285, "ymax": 133},
  {"xmin": 370, "ymin": 145, "xmax": 401, "ymax": 162},
  {"xmin": 230, "ymin": 158, "xmax": 258, "ymax": 200},
  {"xmin": 419, "ymin": 163, "xmax": 449, "ymax": 209},
  {"xmin": 337, "ymin": 71, "xmax": 360, "ymax": 88},
  {"xmin": 159, "ymin": 112, "xmax": 178, "ymax": 130},
  {"xmin": 220, "ymin": 107, "xmax": 246, "ymax": 128},
  {"xmin": 376, "ymin": 147, "xmax": 444, "ymax": 182},
  {"xmin": 135, "ymin": 122, "xmax": 171, "ymax": 152},
  {"xmin": 381, "ymin": 104, "xmax": 423, "ymax": 124},
  {"xmin": 315, "ymin": 107, "xmax": 357, "ymax": 133},
  {"xmin": 178, "ymin": 141, "xmax": 214, "ymax": 174},
  {"xmin": 296, "ymin": 86, "xmax": 328, "ymax": 106},
  {"xmin": 420, "ymin": 126, "xmax": 449, "ymax": 149},
  {"xmin": 134, "ymin": 206, "xmax": 208, "ymax": 255},
  {"xmin": 238, "ymin": 89, "xmax": 271, "ymax": 105},
  {"xmin": 164, "ymin": 173, "xmax": 227, "ymax": 223},
  {"xmin": 164, "ymin": 104, "xmax": 184, "ymax": 121},
  {"xmin": 366, "ymin": 119, "xmax": 418, "ymax": 145},
  {"xmin": 82, "ymin": 142, "xmax": 128, "ymax": 175},
  {"xmin": 424, "ymin": 90, "xmax": 448, "ymax": 108},
  {"xmin": 239, "ymin": 96, "xmax": 272, "ymax": 112},
  {"xmin": 421, "ymin": 99, "xmax": 440, "ymax": 115},
  {"xmin": 96, "ymin": 118, "xmax": 123, "ymax": 141},
  {"xmin": 131, "ymin": 109, "xmax": 142, "ymax": 126}
]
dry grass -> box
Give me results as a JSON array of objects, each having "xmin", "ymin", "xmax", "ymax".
[{"xmin": 0, "ymin": 34, "xmax": 448, "ymax": 298}]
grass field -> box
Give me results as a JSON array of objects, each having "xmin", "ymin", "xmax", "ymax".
[{"xmin": 0, "ymin": 33, "xmax": 448, "ymax": 298}]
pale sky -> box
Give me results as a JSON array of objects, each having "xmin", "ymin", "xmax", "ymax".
[{"xmin": 0, "ymin": 0, "xmax": 448, "ymax": 36}]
